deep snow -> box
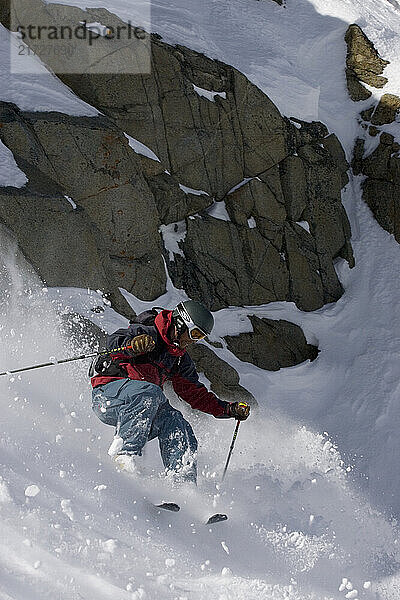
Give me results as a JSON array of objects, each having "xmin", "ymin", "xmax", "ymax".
[
  {"xmin": 1, "ymin": 0, "xmax": 400, "ymax": 598},
  {"xmin": 2, "ymin": 227, "xmax": 399, "ymax": 600}
]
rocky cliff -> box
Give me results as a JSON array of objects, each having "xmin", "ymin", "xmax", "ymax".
[
  {"xmin": 0, "ymin": 0, "xmax": 356, "ymax": 390},
  {"xmin": 1, "ymin": 1, "xmax": 353, "ymax": 313},
  {"xmin": 345, "ymin": 23, "xmax": 400, "ymax": 243}
]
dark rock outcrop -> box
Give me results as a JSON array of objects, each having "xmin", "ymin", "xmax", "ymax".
[
  {"xmin": 0, "ymin": 102, "xmax": 166, "ymax": 304},
  {"xmin": 344, "ymin": 24, "xmax": 389, "ymax": 101},
  {"xmin": 361, "ymin": 133, "xmax": 400, "ymax": 241},
  {"xmin": 145, "ymin": 172, "xmax": 212, "ymax": 225},
  {"xmin": 1, "ymin": 1, "xmax": 354, "ymax": 315},
  {"xmin": 224, "ymin": 316, "xmax": 319, "ymax": 371},
  {"xmin": 353, "ymin": 132, "xmax": 400, "ymax": 242},
  {"xmin": 363, "ymin": 179, "xmax": 400, "ymax": 241},
  {"xmin": 5, "ymin": 0, "xmax": 291, "ymax": 200},
  {"xmin": 348, "ymin": 27, "xmax": 400, "ymax": 244},
  {"xmin": 0, "ymin": 0, "xmax": 358, "ymax": 392},
  {"xmin": 0, "ymin": 188, "xmax": 134, "ymax": 317},
  {"xmin": 370, "ymin": 94, "xmax": 400, "ymax": 126},
  {"xmin": 166, "ymin": 122, "xmax": 353, "ymax": 311}
]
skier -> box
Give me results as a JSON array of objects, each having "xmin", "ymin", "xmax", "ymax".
[{"xmin": 91, "ymin": 300, "xmax": 250, "ymax": 485}]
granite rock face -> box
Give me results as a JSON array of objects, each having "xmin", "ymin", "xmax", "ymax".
[
  {"xmin": 0, "ymin": 188, "xmax": 134, "ymax": 317},
  {"xmin": 0, "ymin": 0, "xmax": 356, "ymax": 384},
  {"xmin": 224, "ymin": 316, "xmax": 319, "ymax": 371},
  {"xmin": 1, "ymin": 0, "xmax": 354, "ymax": 315},
  {"xmin": 0, "ymin": 101, "xmax": 165, "ymax": 305},
  {"xmin": 353, "ymin": 132, "xmax": 400, "ymax": 243},
  {"xmin": 344, "ymin": 24, "xmax": 389, "ymax": 101},
  {"xmin": 5, "ymin": 0, "xmax": 291, "ymax": 200},
  {"xmin": 145, "ymin": 172, "xmax": 212, "ymax": 225},
  {"xmin": 166, "ymin": 124, "xmax": 353, "ymax": 311},
  {"xmin": 348, "ymin": 26, "xmax": 400, "ymax": 244},
  {"xmin": 363, "ymin": 179, "xmax": 400, "ymax": 241},
  {"xmin": 370, "ymin": 94, "xmax": 400, "ymax": 126}
]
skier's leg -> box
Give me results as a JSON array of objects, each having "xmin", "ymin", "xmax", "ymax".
[
  {"xmin": 117, "ymin": 381, "xmax": 167, "ymax": 456},
  {"xmin": 154, "ymin": 404, "xmax": 198, "ymax": 485},
  {"xmin": 93, "ymin": 380, "xmax": 167, "ymax": 456},
  {"xmin": 92, "ymin": 379, "xmax": 127, "ymax": 427}
]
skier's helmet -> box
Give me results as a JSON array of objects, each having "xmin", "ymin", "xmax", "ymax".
[{"xmin": 172, "ymin": 300, "xmax": 214, "ymax": 340}]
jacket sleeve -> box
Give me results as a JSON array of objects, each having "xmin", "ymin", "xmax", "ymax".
[
  {"xmin": 172, "ymin": 353, "xmax": 230, "ymax": 418},
  {"xmin": 106, "ymin": 324, "xmax": 156, "ymax": 353}
]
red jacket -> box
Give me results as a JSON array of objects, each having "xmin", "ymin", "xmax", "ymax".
[{"xmin": 91, "ymin": 310, "xmax": 230, "ymax": 418}]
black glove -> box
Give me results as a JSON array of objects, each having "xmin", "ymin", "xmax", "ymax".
[
  {"xmin": 127, "ymin": 334, "xmax": 155, "ymax": 355},
  {"xmin": 227, "ymin": 401, "xmax": 250, "ymax": 421}
]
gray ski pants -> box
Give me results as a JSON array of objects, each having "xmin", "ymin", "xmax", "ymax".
[{"xmin": 92, "ymin": 379, "xmax": 197, "ymax": 484}]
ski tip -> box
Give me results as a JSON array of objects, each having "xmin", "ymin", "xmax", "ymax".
[
  {"xmin": 206, "ymin": 513, "xmax": 228, "ymax": 525},
  {"xmin": 155, "ymin": 502, "xmax": 181, "ymax": 512}
]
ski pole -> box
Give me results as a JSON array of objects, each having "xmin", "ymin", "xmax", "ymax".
[
  {"xmin": 222, "ymin": 419, "xmax": 241, "ymax": 481},
  {"xmin": 0, "ymin": 344, "xmax": 133, "ymax": 378}
]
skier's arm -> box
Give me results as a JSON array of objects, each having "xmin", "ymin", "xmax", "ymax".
[{"xmin": 172, "ymin": 353, "xmax": 230, "ymax": 418}]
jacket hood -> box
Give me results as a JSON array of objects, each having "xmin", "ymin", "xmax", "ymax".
[{"xmin": 155, "ymin": 310, "xmax": 186, "ymax": 357}]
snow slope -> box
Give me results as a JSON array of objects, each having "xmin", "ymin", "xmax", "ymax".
[
  {"xmin": 0, "ymin": 24, "xmax": 98, "ymax": 114},
  {"xmin": 0, "ymin": 141, "xmax": 27, "ymax": 187},
  {"xmin": 1, "ymin": 226, "xmax": 399, "ymax": 600},
  {"xmin": 2, "ymin": 0, "xmax": 400, "ymax": 598}
]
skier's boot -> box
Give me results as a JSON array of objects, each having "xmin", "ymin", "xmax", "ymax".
[
  {"xmin": 108, "ymin": 435, "xmax": 123, "ymax": 458},
  {"xmin": 114, "ymin": 454, "xmax": 140, "ymax": 475}
]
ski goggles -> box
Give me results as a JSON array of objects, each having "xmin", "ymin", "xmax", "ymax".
[{"xmin": 175, "ymin": 303, "xmax": 207, "ymax": 340}]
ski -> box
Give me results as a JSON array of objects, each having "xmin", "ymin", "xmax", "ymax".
[
  {"xmin": 152, "ymin": 503, "xmax": 227, "ymax": 523},
  {"xmin": 206, "ymin": 513, "xmax": 228, "ymax": 524},
  {"xmin": 154, "ymin": 502, "xmax": 181, "ymax": 512}
]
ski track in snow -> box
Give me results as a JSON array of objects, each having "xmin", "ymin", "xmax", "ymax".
[{"xmin": 2, "ymin": 0, "xmax": 400, "ymax": 598}]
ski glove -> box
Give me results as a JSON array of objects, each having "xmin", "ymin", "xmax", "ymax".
[
  {"xmin": 228, "ymin": 401, "xmax": 250, "ymax": 421},
  {"xmin": 128, "ymin": 334, "xmax": 156, "ymax": 355}
]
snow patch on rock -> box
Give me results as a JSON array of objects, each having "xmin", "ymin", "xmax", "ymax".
[
  {"xmin": 159, "ymin": 221, "xmax": 187, "ymax": 259},
  {"xmin": 192, "ymin": 84, "xmax": 226, "ymax": 102}
]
